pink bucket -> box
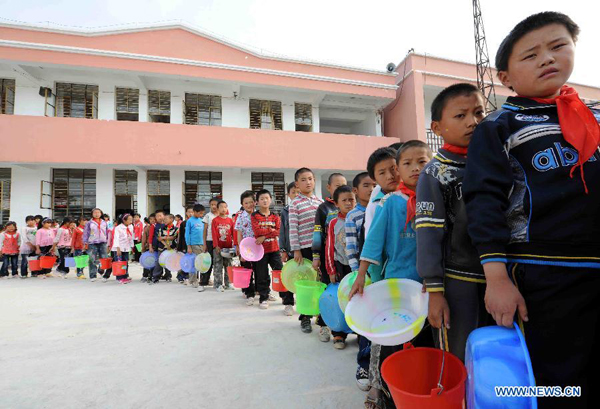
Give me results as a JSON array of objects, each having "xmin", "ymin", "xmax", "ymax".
[{"xmin": 232, "ymin": 267, "xmax": 252, "ymax": 289}]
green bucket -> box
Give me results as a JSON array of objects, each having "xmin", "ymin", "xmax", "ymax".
[
  {"xmin": 75, "ymin": 255, "xmax": 89, "ymax": 269},
  {"xmin": 296, "ymin": 280, "xmax": 327, "ymax": 316},
  {"xmin": 135, "ymin": 243, "xmax": 142, "ymax": 252}
]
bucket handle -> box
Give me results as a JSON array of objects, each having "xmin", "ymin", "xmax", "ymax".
[{"xmin": 431, "ymin": 318, "xmax": 448, "ymax": 396}]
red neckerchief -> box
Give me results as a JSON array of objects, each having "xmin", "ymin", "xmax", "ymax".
[
  {"xmin": 125, "ymin": 225, "xmax": 132, "ymax": 237},
  {"xmin": 166, "ymin": 224, "xmax": 173, "ymax": 236},
  {"xmin": 524, "ymin": 85, "xmax": 600, "ymax": 193},
  {"xmin": 92, "ymin": 218, "xmax": 102, "ymax": 231},
  {"xmin": 326, "ymin": 197, "xmax": 335, "ymax": 205},
  {"xmin": 442, "ymin": 143, "xmax": 469, "ymax": 156},
  {"xmin": 396, "ymin": 182, "xmax": 417, "ymax": 230}
]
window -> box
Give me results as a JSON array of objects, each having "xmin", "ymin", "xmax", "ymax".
[
  {"xmin": 55, "ymin": 83, "xmax": 98, "ymax": 119},
  {"xmin": 0, "ymin": 168, "xmax": 11, "ymax": 224},
  {"xmin": 184, "ymin": 93, "xmax": 222, "ymax": 126},
  {"xmin": 295, "ymin": 103, "xmax": 312, "ymax": 132},
  {"xmin": 426, "ymin": 129, "xmax": 444, "ymax": 153},
  {"xmin": 250, "ymin": 99, "xmax": 282, "ymax": 130},
  {"xmin": 184, "ymin": 171, "xmax": 223, "ymax": 207},
  {"xmin": 147, "ymin": 170, "xmax": 170, "ymax": 195},
  {"xmin": 52, "ymin": 169, "xmax": 96, "ymax": 219},
  {"xmin": 251, "ymin": 172, "xmax": 286, "ymax": 212},
  {"xmin": 0, "ymin": 79, "xmax": 15, "ymax": 115},
  {"xmin": 148, "ymin": 90, "xmax": 171, "ymax": 123},
  {"xmin": 114, "ymin": 170, "xmax": 138, "ymax": 213},
  {"xmin": 115, "ymin": 87, "xmax": 140, "ymax": 121}
]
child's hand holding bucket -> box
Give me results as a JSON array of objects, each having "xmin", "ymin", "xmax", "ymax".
[
  {"xmin": 428, "ymin": 293, "xmax": 451, "ymax": 330},
  {"xmin": 348, "ymin": 270, "xmax": 367, "ymax": 300}
]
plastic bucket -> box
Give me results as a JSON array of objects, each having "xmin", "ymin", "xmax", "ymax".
[
  {"xmin": 466, "ymin": 324, "xmax": 537, "ymax": 409},
  {"xmin": 227, "ymin": 266, "xmax": 235, "ymax": 283},
  {"xmin": 319, "ymin": 283, "xmax": 352, "ymax": 333},
  {"xmin": 100, "ymin": 258, "xmax": 112, "ymax": 269},
  {"xmin": 135, "ymin": 243, "xmax": 142, "ymax": 252},
  {"xmin": 112, "ymin": 261, "xmax": 128, "ymax": 276},
  {"xmin": 64, "ymin": 257, "xmax": 76, "ymax": 268},
  {"xmin": 239, "ymin": 237, "xmax": 264, "ymax": 262},
  {"xmin": 40, "ymin": 256, "xmax": 57, "ymax": 269},
  {"xmin": 281, "ymin": 260, "xmax": 317, "ymax": 293},
  {"xmin": 232, "ymin": 267, "xmax": 252, "ymax": 289},
  {"xmin": 382, "ymin": 346, "xmax": 467, "ymax": 409},
  {"xmin": 296, "ymin": 280, "xmax": 327, "ymax": 316},
  {"xmin": 345, "ymin": 278, "xmax": 428, "ymax": 346},
  {"xmin": 272, "ymin": 270, "xmax": 287, "ymax": 292},
  {"xmin": 159, "ymin": 250, "xmax": 176, "ymax": 267},
  {"xmin": 140, "ymin": 252, "xmax": 157, "ymax": 269},
  {"xmin": 28, "ymin": 258, "xmax": 41, "ymax": 272},
  {"xmin": 74, "ymin": 255, "xmax": 89, "ymax": 268},
  {"xmin": 166, "ymin": 251, "xmax": 184, "ymax": 272},
  {"xmin": 337, "ymin": 271, "xmax": 372, "ymax": 312},
  {"xmin": 195, "ymin": 252, "xmax": 212, "ymax": 273},
  {"xmin": 180, "ymin": 254, "xmax": 196, "ymax": 273}
]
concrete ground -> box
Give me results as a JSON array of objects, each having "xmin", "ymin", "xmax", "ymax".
[{"xmin": 0, "ymin": 263, "xmax": 365, "ymax": 409}]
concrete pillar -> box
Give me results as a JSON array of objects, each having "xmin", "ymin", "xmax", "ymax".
[
  {"xmin": 9, "ymin": 165, "xmax": 52, "ymax": 225},
  {"xmin": 282, "ymin": 102, "xmax": 295, "ymax": 131},
  {"xmin": 384, "ymin": 67, "xmax": 426, "ymax": 142},
  {"xmin": 311, "ymin": 106, "xmax": 320, "ymax": 133},
  {"xmin": 14, "ymin": 76, "xmax": 46, "ymax": 116},
  {"xmin": 137, "ymin": 168, "xmax": 148, "ymax": 216},
  {"xmin": 97, "ymin": 84, "xmax": 115, "ymax": 121},
  {"xmin": 170, "ymin": 94, "xmax": 183, "ymax": 125},
  {"xmin": 96, "ymin": 167, "xmax": 114, "ymax": 218},
  {"xmin": 170, "ymin": 168, "xmax": 185, "ymax": 216},
  {"xmin": 222, "ymin": 98, "xmax": 249, "ymax": 128},
  {"xmin": 221, "ymin": 168, "xmax": 251, "ymax": 209},
  {"xmin": 139, "ymin": 90, "xmax": 149, "ymax": 122}
]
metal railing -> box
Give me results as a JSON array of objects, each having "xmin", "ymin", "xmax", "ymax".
[{"xmin": 426, "ymin": 129, "xmax": 444, "ymax": 153}]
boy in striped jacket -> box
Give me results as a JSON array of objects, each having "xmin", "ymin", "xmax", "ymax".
[{"xmin": 288, "ymin": 167, "xmax": 322, "ymax": 334}]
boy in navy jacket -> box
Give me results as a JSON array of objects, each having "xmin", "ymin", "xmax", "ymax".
[{"xmin": 464, "ymin": 12, "xmax": 600, "ymax": 408}]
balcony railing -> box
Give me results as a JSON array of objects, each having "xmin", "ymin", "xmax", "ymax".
[{"xmin": 426, "ymin": 129, "xmax": 443, "ymax": 153}]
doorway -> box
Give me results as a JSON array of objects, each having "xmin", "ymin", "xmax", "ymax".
[
  {"xmin": 115, "ymin": 195, "xmax": 135, "ymax": 219},
  {"xmin": 148, "ymin": 195, "xmax": 170, "ymax": 215}
]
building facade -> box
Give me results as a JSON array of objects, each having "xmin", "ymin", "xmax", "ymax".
[{"xmin": 1, "ymin": 22, "xmax": 599, "ymax": 225}]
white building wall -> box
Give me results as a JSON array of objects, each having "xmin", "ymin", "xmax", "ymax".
[
  {"xmin": 311, "ymin": 106, "xmax": 320, "ymax": 133},
  {"xmin": 221, "ymin": 98, "xmax": 249, "ymax": 128},
  {"xmin": 221, "ymin": 169, "xmax": 251, "ymax": 210},
  {"xmin": 97, "ymin": 83, "xmax": 115, "ymax": 121},
  {"xmin": 13, "ymin": 76, "xmax": 47, "ymax": 117},
  {"xmin": 170, "ymin": 94, "xmax": 183, "ymax": 125},
  {"xmin": 170, "ymin": 168, "xmax": 185, "ymax": 215},
  {"xmin": 9, "ymin": 165, "xmax": 52, "ymax": 225},
  {"xmin": 96, "ymin": 167, "xmax": 114, "ymax": 218},
  {"xmin": 137, "ymin": 169, "xmax": 148, "ymax": 215}
]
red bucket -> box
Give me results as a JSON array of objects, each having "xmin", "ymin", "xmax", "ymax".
[
  {"xmin": 272, "ymin": 270, "xmax": 287, "ymax": 292},
  {"xmin": 112, "ymin": 261, "xmax": 127, "ymax": 276},
  {"xmin": 227, "ymin": 266, "xmax": 235, "ymax": 283},
  {"xmin": 28, "ymin": 259, "xmax": 42, "ymax": 272},
  {"xmin": 40, "ymin": 256, "xmax": 57, "ymax": 269},
  {"xmin": 381, "ymin": 346, "xmax": 466, "ymax": 409},
  {"xmin": 100, "ymin": 258, "xmax": 112, "ymax": 269}
]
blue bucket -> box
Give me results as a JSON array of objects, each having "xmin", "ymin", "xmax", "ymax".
[
  {"xmin": 180, "ymin": 254, "xmax": 196, "ymax": 273},
  {"xmin": 466, "ymin": 323, "xmax": 537, "ymax": 408},
  {"xmin": 319, "ymin": 283, "xmax": 352, "ymax": 333},
  {"xmin": 64, "ymin": 257, "xmax": 76, "ymax": 268},
  {"xmin": 140, "ymin": 251, "xmax": 158, "ymax": 269}
]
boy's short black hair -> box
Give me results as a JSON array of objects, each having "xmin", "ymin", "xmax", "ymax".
[
  {"xmin": 175, "ymin": 214, "xmax": 182, "ymax": 220},
  {"xmin": 397, "ymin": 140, "xmax": 432, "ymax": 161},
  {"xmin": 294, "ymin": 167, "xmax": 314, "ymax": 181},
  {"xmin": 193, "ymin": 204, "xmax": 205, "ymax": 213},
  {"xmin": 367, "ymin": 147, "xmax": 397, "ymax": 180},
  {"xmin": 327, "ymin": 173, "xmax": 345, "ymax": 185},
  {"xmin": 185, "ymin": 206, "xmax": 193, "ymax": 211},
  {"xmin": 286, "ymin": 182, "xmax": 296, "ymax": 194},
  {"xmin": 217, "ymin": 200, "xmax": 227, "ymax": 208},
  {"xmin": 34, "ymin": 214, "xmax": 43, "ymax": 220},
  {"xmin": 352, "ymin": 172, "xmax": 370, "ymax": 188},
  {"xmin": 256, "ymin": 189, "xmax": 272, "ymax": 200},
  {"xmin": 155, "ymin": 210, "xmax": 165, "ymax": 215},
  {"xmin": 333, "ymin": 185, "xmax": 353, "ymax": 203},
  {"xmin": 144, "ymin": 217, "xmax": 149, "ymax": 223},
  {"xmin": 165, "ymin": 214, "xmax": 174, "ymax": 220},
  {"xmin": 25, "ymin": 215, "xmax": 35, "ymax": 222},
  {"xmin": 496, "ymin": 12, "xmax": 579, "ymax": 72},
  {"xmin": 388, "ymin": 142, "xmax": 404, "ymax": 151},
  {"xmin": 149, "ymin": 213, "xmax": 156, "ymax": 218},
  {"xmin": 209, "ymin": 197, "xmax": 219, "ymax": 204},
  {"xmin": 431, "ymin": 83, "xmax": 481, "ymax": 121},
  {"xmin": 240, "ymin": 190, "xmax": 256, "ymax": 204}
]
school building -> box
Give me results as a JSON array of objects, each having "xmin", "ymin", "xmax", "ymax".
[{"xmin": 1, "ymin": 21, "xmax": 599, "ymax": 225}]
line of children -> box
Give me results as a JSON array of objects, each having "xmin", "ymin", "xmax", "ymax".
[
  {"xmin": 235, "ymin": 190, "xmax": 258, "ymax": 302},
  {"xmin": 150, "ymin": 213, "xmax": 177, "ymax": 284},
  {"xmin": 211, "ymin": 200, "xmax": 234, "ymax": 291},
  {"xmin": 35, "ymin": 218, "xmax": 56, "ymax": 278},
  {"xmin": 71, "ymin": 216, "xmax": 87, "ymax": 279},
  {"xmin": 83, "ymin": 208, "xmax": 108, "ymax": 282},
  {"xmin": 277, "ymin": 182, "xmax": 299, "ymax": 315},
  {"xmin": 185, "ymin": 204, "xmax": 206, "ymax": 289},
  {"xmin": 176, "ymin": 205, "xmax": 194, "ymax": 284},
  {"xmin": 0, "ymin": 221, "xmax": 21, "ymax": 278},
  {"xmin": 107, "ymin": 213, "xmax": 134, "ymax": 284},
  {"xmin": 52, "ymin": 217, "xmax": 73, "ymax": 279},
  {"xmin": 201, "ymin": 198, "xmax": 219, "ymax": 288}
]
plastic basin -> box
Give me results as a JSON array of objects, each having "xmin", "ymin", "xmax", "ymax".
[
  {"xmin": 337, "ymin": 271, "xmax": 372, "ymax": 312},
  {"xmin": 180, "ymin": 254, "xmax": 196, "ymax": 273},
  {"xmin": 140, "ymin": 252, "xmax": 158, "ymax": 269},
  {"xmin": 319, "ymin": 283, "xmax": 352, "ymax": 333},
  {"xmin": 194, "ymin": 252, "xmax": 212, "ymax": 273},
  {"xmin": 165, "ymin": 251, "xmax": 184, "ymax": 272},
  {"xmin": 159, "ymin": 250, "xmax": 176, "ymax": 267},
  {"xmin": 239, "ymin": 237, "xmax": 264, "ymax": 262},
  {"xmin": 281, "ymin": 260, "xmax": 317, "ymax": 293},
  {"xmin": 345, "ymin": 278, "xmax": 428, "ymax": 346}
]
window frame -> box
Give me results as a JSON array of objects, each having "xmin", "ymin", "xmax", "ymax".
[
  {"xmin": 251, "ymin": 172, "xmax": 286, "ymax": 213},
  {"xmin": 184, "ymin": 93, "xmax": 222, "ymax": 126},
  {"xmin": 0, "ymin": 78, "xmax": 15, "ymax": 115},
  {"xmin": 249, "ymin": 99, "xmax": 283, "ymax": 130},
  {"xmin": 51, "ymin": 168, "xmax": 97, "ymax": 219},
  {"xmin": 55, "ymin": 82, "xmax": 99, "ymax": 119},
  {"xmin": 184, "ymin": 171, "xmax": 223, "ymax": 207}
]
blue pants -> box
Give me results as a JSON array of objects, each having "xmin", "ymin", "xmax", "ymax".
[
  {"xmin": 1, "ymin": 254, "xmax": 18, "ymax": 276},
  {"xmin": 87, "ymin": 243, "xmax": 107, "ymax": 279}
]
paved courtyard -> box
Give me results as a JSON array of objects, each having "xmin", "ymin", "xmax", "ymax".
[{"xmin": 0, "ymin": 264, "xmax": 364, "ymax": 409}]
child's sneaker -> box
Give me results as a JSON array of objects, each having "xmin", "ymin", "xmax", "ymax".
[
  {"xmin": 333, "ymin": 336, "xmax": 346, "ymax": 349},
  {"xmin": 355, "ymin": 367, "xmax": 370, "ymax": 391},
  {"xmin": 226, "ymin": 285, "xmax": 235, "ymax": 290},
  {"xmin": 268, "ymin": 293, "xmax": 277, "ymax": 302},
  {"xmin": 300, "ymin": 317, "xmax": 312, "ymax": 333},
  {"xmin": 102, "ymin": 278, "xmax": 108, "ymax": 283},
  {"xmin": 319, "ymin": 327, "xmax": 331, "ymax": 342},
  {"xmin": 198, "ymin": 286, "xmax": 205, "ymax": 292},
  {"xmin": 20, "ymin": 275, "xmax": 27, "ymax": 279},
  {"xmin": 90, "ymin": 277, "xmax": 97, "ymax": 282},
  {"xmin": 140, "ymin": 277, "xmax": 147, "ymax": 283},
  {"xmin": 259, "ymin": 301, "xmax": 269, "ymax": 310},
  {"xmin": 149, "ymin": 280, "xmax": 159, "ymax": 285},
  {"xmin": 217, "ymin": 285, "xmax": 225, "ymax": 292},
  {"xmin": 77, "ymin": 275, "xmax": 86, "ymax": 280},
  {"xmin": 283, "ymin": 305, "xmax": 294, "ymax": 316},
  {"xmin": 166, "ymin": 278, "xmax": 172, "ymax": 282},
  {"xmin": 61, "ymin": 273, "xmax": 68, "ymax": 279},
  {"xmin": 184, "ymin": 279, "xmax": 189, "ymax": 286},
  {"xmin": 246, "ymin": 297, "xmax": 255, "ymax": 306}
]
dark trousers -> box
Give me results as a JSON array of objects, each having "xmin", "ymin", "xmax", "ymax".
[
  {"xmin": 432, "ymin": 276, "xmax": 493, "ymax": 362},
  {"xmin": 152, "ymin": 251, "xmax": 171, "ymax": 281},
  {"xmin": 514, "ymin": 263, "xmax": 600, "ymax": 409},
  {"xmin": 38, "ymin": 245, "xmax": 53, "ymax": 275},
  {"xmin": 357, "ymin": 335, "xmax": 371, "ymax": 371},
  {"xmin": 298, "ymin": 247, "xmax": 314, "ymax": 321},
  {"xmin": 133, "ymin": 240, "xmax": 141, "ymax": 262},
  {"xmin": 1, "ymin": 254, "xmax": 18, "ymax": 276},
  {"xmin": 200, "ymin": 240, "xmax": 213, "ymax": 285},
  {"xmin": 252, "ymin": 251, "xmax": 283, "ymax": 303},
  {"xmin": 331, "ymin": 261, "xmax": 352, "ymax": 339},
  {"xmin": 241, "ymin": 260, "xmax": 255, "ymax": 298},
  {"xmin": 57, "ymin": 247, "xmax": 71, "ymax": 274},
  {"xmin": 20, "ymin": 253, "xmax": 30, "ymax": 277},
  {"xmin": 103, "ymin": 251, "xmax": 129, "ymax": 281}
]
